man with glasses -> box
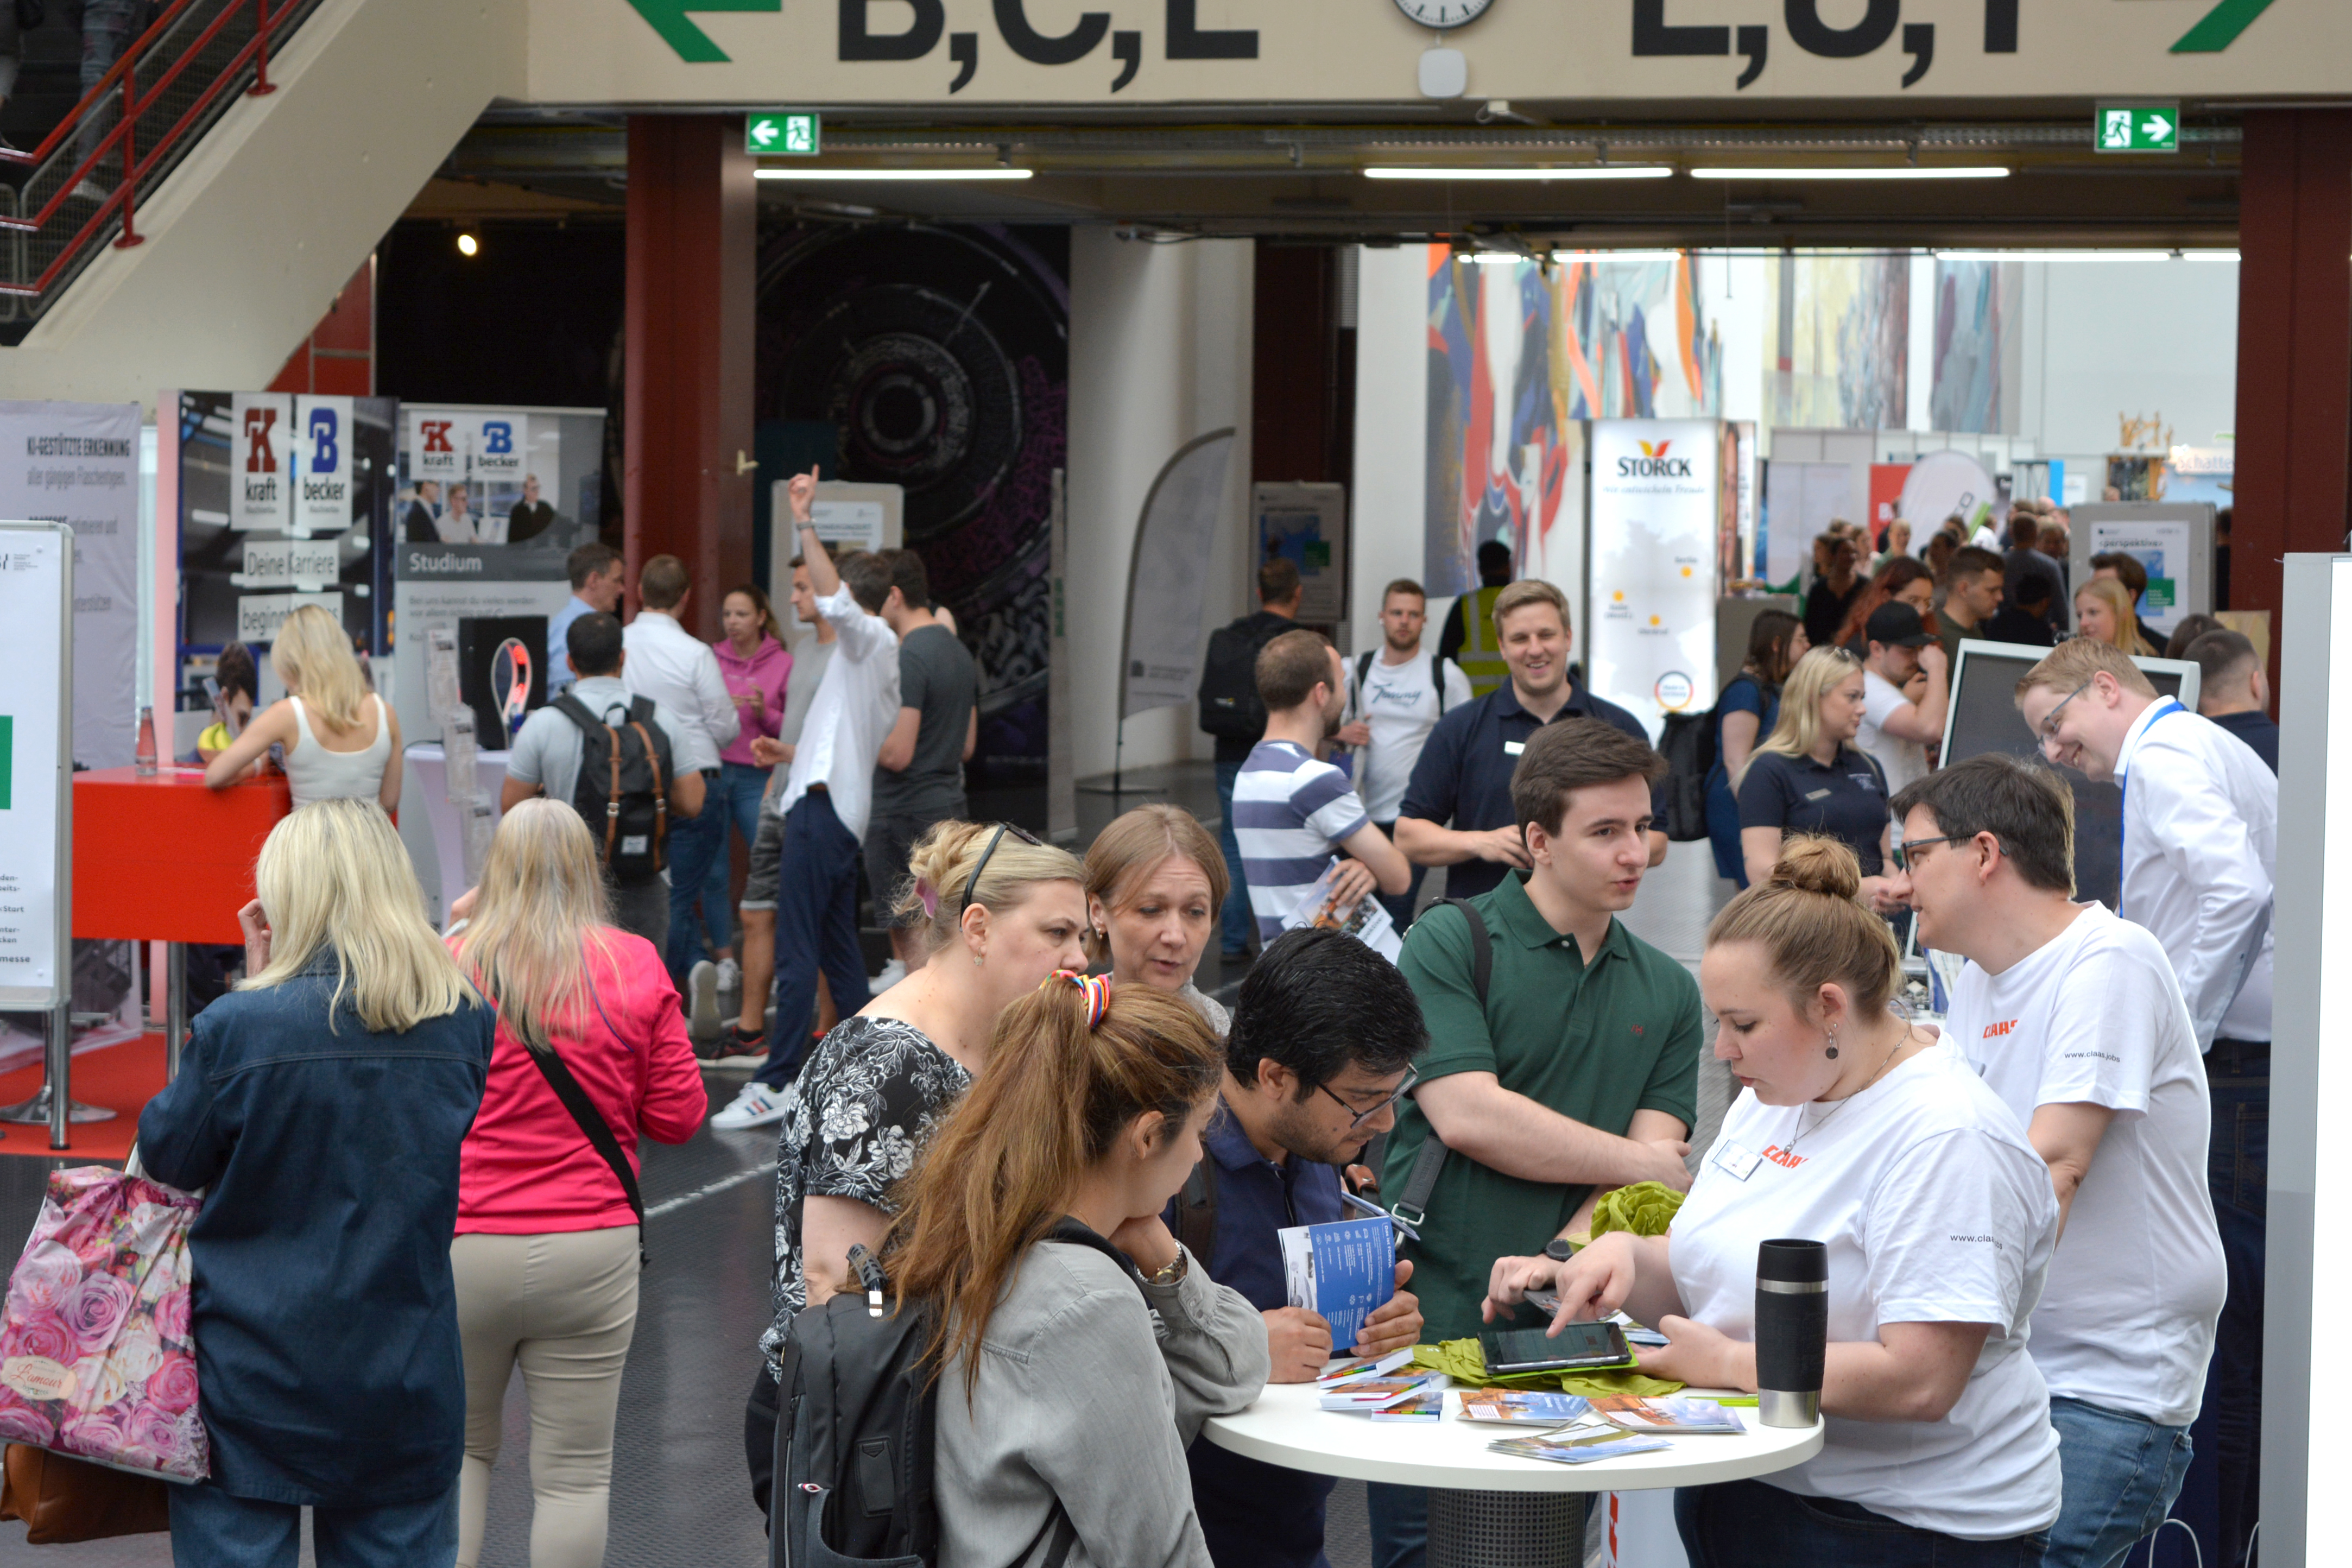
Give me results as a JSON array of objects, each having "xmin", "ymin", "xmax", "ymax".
[
  {"xmin": 1166, "ymin": 927, "xmax": 1428, "ymax": 1568},
  {"xmin": 1893, "ymin": 754, "xmax": 2224, "ymax": 1568},
  {"xmin": 2015, "ymin": 636, "xmax": 2275, "ymax": 1568}
]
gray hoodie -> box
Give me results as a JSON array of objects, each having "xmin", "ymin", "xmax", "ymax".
[{"xmin": 937, "ymin": 1238, "xmax": 1271, "ymax": 1568}]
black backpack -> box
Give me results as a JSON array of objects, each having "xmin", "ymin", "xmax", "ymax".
[
  {"xmin": 553, "ymin": 693, "xmax": 673, "ymax": 883},
  {"xmin": 1197, "ymin": 615, "xmax": 1291, "ymax": 741},
  {"xmin": 769, "ymin": 1224, "xmax": 1140, "ymax": 1567},
  {"xmin": 1654, "ymin": 711, "xmax": 1715, "ymax": 843}
]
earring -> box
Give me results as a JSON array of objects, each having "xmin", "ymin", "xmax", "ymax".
[
  {"xmin": 1824, "ymin": 1025, "xmax": 1839, "ymax": 1061},
  {"xmin": 972, "ymin": 951, "xmax": 984, "ymax": 968}
]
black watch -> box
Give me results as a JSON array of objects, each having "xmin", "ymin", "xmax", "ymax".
[{"xmin": 1543, "ymin": 1237, "xmax": 1575, "ymax": 1263}]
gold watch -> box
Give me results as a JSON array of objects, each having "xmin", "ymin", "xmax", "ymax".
[{"xmin": 1149, "ymin": 1245, "xmax": 1189, "ymax": 1286}]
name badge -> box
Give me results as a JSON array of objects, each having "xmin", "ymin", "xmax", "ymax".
[
  {"xmin": 1503, "ymin": 741, "xmax": 1526, "ymax": 756},
  {"xmin": 1711, "ymin": 1141, "xmax": 1762, "ymax": 1182}
]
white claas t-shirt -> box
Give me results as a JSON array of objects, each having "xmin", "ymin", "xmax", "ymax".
[
  {"xmin": 1944, "ymin": 902, "xmax": 2225, "ymax": 1429},
  {"xmin": 1672, "ymin": 1040, "xmax": 2062, "ymax": 1540},
  {"xmin": 1855, "ymin": 669, "xmax": 1928, "ymax": 797}
]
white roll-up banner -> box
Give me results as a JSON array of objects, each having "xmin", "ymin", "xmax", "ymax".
[
  {"xmin": 1120, "ymin": 428, "xmax": 1234, "ymax": 720},
  {"xmin": 1587, "ymin": 419, "xmax": 1722, "ymax": 741},
  {"xmin": 0, "ymin": 523, "xmax": 68, "ymax": 1006}
]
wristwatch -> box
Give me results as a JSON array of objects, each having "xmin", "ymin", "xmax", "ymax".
[
  {"xmin": 1544, "ymin": 1237, "xmax": 1576, "ymax": 1263},
  {"xmin": 1150, "ymin": 1245, "xmax": 1190, "ymax": 1286}
]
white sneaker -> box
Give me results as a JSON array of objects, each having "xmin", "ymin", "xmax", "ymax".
[
  {"xmin": 872, "ymin": 958, "xmax": 908, "ymax": 992},
  {"xmin": 687, "ymin": 960, "xmax": 722, "ymax": 1040},
  {"xmin": 711, "ymin": 1080, "xmax": 792, "ymax": 1130},
  {"xmin": 716, "ymin": 957, "xmax": 742, "ymax": 996}
]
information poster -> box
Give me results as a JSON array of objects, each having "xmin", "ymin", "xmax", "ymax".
[
  {"xmin": 1588, "ymin": 420, "xmax": 1721, "ymax": 740},
  {"xmin": 0, "ymin": 525, "xmax": 66, "ymax": 1004},
  {"xmin": 2087, "ymin": 517, "xmax": 2193, "ymax": 636},
  {"xmin": 1255, "ymin": 482, "xmax": 1348, "ymax": 627},
  {"xmin": 0, "ymin": 403, "xmax": 140, "ymax": 769}
]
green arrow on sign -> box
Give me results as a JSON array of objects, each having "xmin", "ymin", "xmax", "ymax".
[
  {"xmin": 2172, "ymin": 0, "xmax": 2277, "ymax": 53},
  {"xmin": 626, "ymin": 0, "xmax": 781, "ymax": 62}
]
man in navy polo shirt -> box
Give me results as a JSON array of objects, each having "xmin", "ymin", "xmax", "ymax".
[
  {"xmin": 1396, "ymin": 578, "xmax": 1667, "ymax": 900},
  {"xmin": 1167, "ymin": 927, "xmax": 1430, "ymax": 1568}
]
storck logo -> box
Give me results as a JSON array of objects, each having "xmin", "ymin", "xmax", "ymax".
[{"xmin": 1617, "ymin": 438, "xmax": 1693, "ymax": 479}]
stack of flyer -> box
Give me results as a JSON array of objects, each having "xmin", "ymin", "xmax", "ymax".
[
  {"xmin": 1314, "ymin": 1352, "xmax": 1445, "ymax": 1422},
  {"xmin": 1486, "ymin": 1431, "xmax": 1673, "ymax": 1465},
  {"xmin": 1589, "ymin": 1396, "xmax": 1747, "ymax": 1435},
  {"xmin": 1456, "ymin": 1389, "xmax": 1592, "ymax": 1426},
  {"xmin": 1277, "ymin": 1215, "xmax": 1397, "ymax": 1352}
]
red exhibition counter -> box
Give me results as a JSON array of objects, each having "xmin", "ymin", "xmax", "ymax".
[{"xmin": 73, "ymin": 767, "xmax": 291, "ymax": 945}]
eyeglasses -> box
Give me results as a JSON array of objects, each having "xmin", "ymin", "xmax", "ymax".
[
  {"xmin": 1314, "ymin": 1067, "xmax": 1420, "ymax": 1130},
  {"xmin": 2038, "ymin": 679, "xmax": 2093, "ymax": 740},
  {"xmin": 964, "ymin": 821, "xmax": 1045, "ymax": 912},
  {"xmin": 1893, "ymin": 834, "xmax": 2001, "ymax": 872}
]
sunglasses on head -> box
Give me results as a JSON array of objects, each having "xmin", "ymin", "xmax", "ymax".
[{"xmin": 965, "ymin": 822, "xmax": 1045, "ymax": 913}]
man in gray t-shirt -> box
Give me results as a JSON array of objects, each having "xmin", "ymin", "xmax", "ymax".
[{"xmin": 869, "ymin": 551, "xmax": 979, "ymax": 972}]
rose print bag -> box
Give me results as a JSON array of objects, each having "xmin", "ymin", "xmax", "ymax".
[{"xmin": 0, "ymin": 1164, "xmax": 207, "ymax": 1483}]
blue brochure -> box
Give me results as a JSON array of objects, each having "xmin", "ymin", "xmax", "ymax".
[{"xmin": 1278, "ymin": 1215, "xmax": 1398, "ymax": 1352}]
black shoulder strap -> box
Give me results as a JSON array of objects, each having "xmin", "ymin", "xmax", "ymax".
[
  {"xmin": 522, "ymin": 1042, "xmax": 649, "ymax": 1270},
  {"xmin": 551, "ymin": 692, "xmax": 601, "ymax": 735},
  {"xmin": 1174, "ymin": 1158, "xmax": 1218, "ymax": 1267},
  {"xmin": 1356, "ymin": 648, "xmax": 1376, "ymax": 694},
  {"xmin": 1434, "ymin": 656, "xmax": 1454, "ymax": 716},
  {"xmin": 1042, "ymin": 1215, "xmax": 1152, "ymax": 1292},
  {"xmin": 1393, "ymin": 899, "xmax": 1492, "ymax": 1228}
]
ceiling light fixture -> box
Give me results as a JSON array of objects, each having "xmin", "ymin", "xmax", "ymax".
[
  {"xmin": 1936, "ymin": 249, "xmax": 2231, "ymax": 262},
  {"xmin": 1364, "ymin": 165, "xmax": 1673, "ymax": 181},
  {"xmin": 1548, "ymin": 250, "xmax": 1687, "ymax": 264},
  {"xmin": 753, "ymin": 167, "xmax": 1035, "ymax": 181},
  {"xmin": 1688, "ymin": 166, "xmax": 2010, "ymax": 181},
  {"xmin": 456, "ymin": 232, "xmax": 479, "ymax": 256}
]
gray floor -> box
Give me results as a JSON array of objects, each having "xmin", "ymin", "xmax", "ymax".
[{"xmin": 0, "ymin": 762, "xmax": 1741, "ymax": 1566}]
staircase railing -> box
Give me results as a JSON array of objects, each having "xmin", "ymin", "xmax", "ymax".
[{"xmin": 0, "ymin": 0, "xmax": 327, "ymax": 329}]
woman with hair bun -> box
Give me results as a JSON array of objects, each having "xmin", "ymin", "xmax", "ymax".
[
  {"xmin": 895, "ymin": 975, "xmax": 1269, "ymax": 1568},
  {"xmin": 743, "ymin": 820, "xmax": 1088, "ymax": 1510},
  {"xmin": 1083, "ymin": 804, "xmax": 1232, "ymax": 1036},
  {"xmin": 1484, "ymin": 837, "xmax": 2063, "ymax": 1567}
]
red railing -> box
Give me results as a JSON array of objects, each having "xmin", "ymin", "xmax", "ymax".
[{"xmin": 0, "ymin": 0, "xmax": 311, "ymax": 303}]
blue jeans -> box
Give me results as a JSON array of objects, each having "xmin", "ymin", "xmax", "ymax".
[
  {"xmin": 698, "ymin": 761, "xmax": 772, "ymax": 954},
  {"xmin": 1215, "ymin": 758, "xmax": 1253, "ymax": 955},
  {"xmin": 170, "ymin": 1481, "xmax": 457, "ymax": 1568},
  {"xmin": 2046, "ymin": 1397, "xmax": 2192, "ymax": 1568},
  {"xmin": 1676, "ymin": 1478, "xmax": 2047, "ymax": 1567},
  {"xmin": 754, "ymin": 791, "xmax": 870, "ymax": 1089},
  {"xmin": 663, "ymin": 778, "xmax": 730, "ymax": 982},
  {"xmin": 77, "ymin": 0, "xmax": 141, "ymax": 175},
  {"xmin": 1365, "ymin": 1482, "xmax": 1425, "ymax": 1568},
  {"xmin": 1370, "ymin": 824, "xmax": 1428, "ymax": 932}
]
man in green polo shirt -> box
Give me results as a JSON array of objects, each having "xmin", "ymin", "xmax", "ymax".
[{"xmin": 1382, "ymin": 717, "xmax": 1703, "ymax": 1344}]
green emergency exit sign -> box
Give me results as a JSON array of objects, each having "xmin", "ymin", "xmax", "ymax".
[
  {"xmin": 2096, "ymin": 104, "xmax": 2179, "ymax": 154},
  {"xmin": 748, "ymin": 112, "xmax": 819, "ymax": 156}
]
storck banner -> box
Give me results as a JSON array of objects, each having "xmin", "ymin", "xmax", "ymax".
[{"xmin": 1586, "ymin": 419, "xmax": 1720, "ymax": 741}]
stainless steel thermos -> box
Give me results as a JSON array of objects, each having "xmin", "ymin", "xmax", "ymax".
[{"xmin": 1755, "ymin": 1238, "xmax": 1828, "ymax": 1427}]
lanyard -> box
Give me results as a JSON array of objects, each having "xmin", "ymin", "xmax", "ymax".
[{"xmin": 2118, "ymin": 698, "xmax": 2185, "ymax": 877}]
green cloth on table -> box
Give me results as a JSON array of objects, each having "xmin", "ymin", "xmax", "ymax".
[
  {"xmin": 1587, "ymin": 1181, "xmax": 1685, "ymax": 1241},
  {"xmin": 1413, "ymin": 1339, "xmax": 1685, "ymax": 1398}
]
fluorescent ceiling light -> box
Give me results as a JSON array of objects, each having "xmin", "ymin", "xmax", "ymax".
[
  {"xmin": 1689, "ymin": 165, "xmax": 2010, "ymax": 181},
  {"xmin": 1550, "ymin": 250, "xmax": 1685, "ymax": 264},
  {"xmin": 1937, "ymin": 249, "xmax": 2234, "ymax": 263},
  {"xmin": 1364, "ymin": 165, "xmax": 1672, "ymax": 181},
  {"xmin": 754, "ymin": 167, "xmax": 1034, "ymax": 181}
]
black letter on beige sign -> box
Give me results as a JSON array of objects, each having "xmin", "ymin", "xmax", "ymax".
[
  {"xmin": 1632, "ymin": 0, "xmax": 1728, "ymax": 55},
  {"xmin": 840, "ymin": 0, "xmax": 944, "ymax": 59},
  {"xmin": 1110, "ymin": 28, "xmax": 1141, "ymax": 88},
  {"xmin": 948, "ymin": 29, "xmax": 977, "ymax": 88},
  {"xmin": 1734, "ymin": 23, "xmax": 1766, "ymax": 87},
  {"xmin": 1784, "ymin": 0, "xmax": 1898, "ymax": 58},
  {"xmin": 1899, "ymin": 20, "xmax": 1932, "ymax": 85},
  {"xmin": 1167, "ymin": 0, "xmax": 1256, "ymax": 58},
  {"xmin": 994, "ymin": 0, "xmax": 1109, "ymax": 63}
]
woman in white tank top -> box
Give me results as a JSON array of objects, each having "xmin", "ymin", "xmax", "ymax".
[{"xmin": 205, "ymin": 605, "xmax": 403, "ymax": 812}]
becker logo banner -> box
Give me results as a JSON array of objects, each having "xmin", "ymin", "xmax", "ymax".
[
  {"xmin": 296, "ymin": 396, "xmax": 355, "ymax": 536},
  {"xmin": 230, "ymin": 393, "xmax": 292, "ymax": 532}
]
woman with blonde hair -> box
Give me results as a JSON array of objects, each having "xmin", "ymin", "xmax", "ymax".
[
  {"xmin": 138, "ymin": 798, "xmax": 493, "ymax": 1565},
  {"xmin": 885, "ymin": 975, "xmax": 1268, "ymax": 1567},
  {"xmin": 445, "ymin": 800, "xmax": 706, "ymax": 1568},
  {"xmin": 204, "ymin": 603, "xmax": 403, "ymax": 811},
  {"xmin": 1734, "ymin": 647, "xmax": 1905, "ymax": 912},
  {"xmin": 742, "ymin": 820, "xmax": 1090, "ymax": 1514},
  {"xmin": 2073, "ymin": 576, "xmax": 2158, "ymax": 658},
  {"xmin": 1083, "ymin": 803, "xmax": 1232, "ymax": 1035},
  {"xmin": 1486, "ymin": 838, "xmax": 2060, "ymax": 1566}
]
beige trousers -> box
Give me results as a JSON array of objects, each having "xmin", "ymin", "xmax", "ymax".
[{"xmin": 451, "ymin": 1226, "xmax": 641, "ymax": 1568}]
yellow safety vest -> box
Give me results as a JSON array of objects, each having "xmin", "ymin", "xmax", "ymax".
[{"xmin": 1456, "ymin": 585, "xmax": 1510, "ymax": 698}]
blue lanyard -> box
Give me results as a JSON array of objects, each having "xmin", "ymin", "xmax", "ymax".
[{"xmin": 2118, "ymin": 698, "xmax": 2185, "ymax": 879}]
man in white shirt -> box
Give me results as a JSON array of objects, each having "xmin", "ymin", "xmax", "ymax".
[
  {"xmin": 2017, "ymin": 636, "xmax": 2277, "ymax": 1568},
  {"xmin": 1895, "ymin": 754, "xmax": 2224, "ymax": 1568},
  {"xmin": 1335, "ymin": 579, "xmax": 1470, "ymax": 933},
  {"xmin": 624, "ymin": 554, "xmax": 742, "ymax": 991},
  {"xmin": 1853, "ymin": 603, "xmax": 1946, "ymax": 798},
  {"xmin": 548, "ymin": 542, "xmax": 624, "ymax": 698},
  {"xmin": 713, "ymin": 470, "xmax": 902, "ymax": 1131}
]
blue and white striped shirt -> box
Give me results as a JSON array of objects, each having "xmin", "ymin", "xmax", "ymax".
[{"xmin": 1233, "ymin": 739, "xmax": 1368, "ymax": 943}]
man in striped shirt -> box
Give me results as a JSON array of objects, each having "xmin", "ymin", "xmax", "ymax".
[{"xmin": 1234, "ymin": 629, "xmax": 1412, "ymax": 946}]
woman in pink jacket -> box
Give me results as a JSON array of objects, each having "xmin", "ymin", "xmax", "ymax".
[
  {"xmin": 697, "ymin": 584, "xmax": 792, "ymax": 1007},
  {"xmin": 446, "ymin": 799, "xmax": 709, "ymax": 1568}
]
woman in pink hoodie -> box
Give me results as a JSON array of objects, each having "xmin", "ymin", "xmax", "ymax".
[
  {"xmin": 446, "ymin": 800, "xmax": 707, "ymax": 1568},
  {"xmin": 698, "ymin": 584, "xmax": 792, "ymax": 1006}
]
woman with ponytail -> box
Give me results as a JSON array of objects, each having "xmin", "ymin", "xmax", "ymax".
[
  {"xmin": 744, "ymin": 821, "xmax": 1088, "ymax": 1512},
  {"xmin": 893, "ymin": 975, "xmax": 1269, "ymax": 1568},
  {"xmin": 1482, "ymin": 838, "xmax": 2063, "ymax": 1567}
]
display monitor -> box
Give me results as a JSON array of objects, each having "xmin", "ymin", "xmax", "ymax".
[{"xmin": 1939, "ymin": 640, "xmax": 2201, "ymax": 909}]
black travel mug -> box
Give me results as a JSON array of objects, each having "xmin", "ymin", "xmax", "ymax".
[{"xmin": 1754, "ymin": 1238, "xmax": 1828, "ymax": 1427}]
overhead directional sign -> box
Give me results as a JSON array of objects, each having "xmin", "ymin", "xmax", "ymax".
[
  {"xmin": 2096, "ymin": 103, "xmax": 2180, "ymax": 154},
  {"xmin": 747, "ymin": 110, "xmax": 820, "ymax": 155}
]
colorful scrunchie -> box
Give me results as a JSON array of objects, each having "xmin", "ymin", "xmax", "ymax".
[{"xmin": 1049, "ymin": 969, "xmax": 1112, "ymax": 1029}]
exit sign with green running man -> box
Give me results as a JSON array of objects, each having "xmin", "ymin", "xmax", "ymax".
[{"xmin": 2098, "ymin": 104, "xmax": 2179, "ymax": 154}]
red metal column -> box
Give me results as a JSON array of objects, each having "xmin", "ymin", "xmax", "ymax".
[
  {"xmin": 2232, "ymin": 110, "xmax": 2352, "ymax": 701},
  {"xmin": 622, "ymin": 115, "xmax": 756, "ymax": 635}
]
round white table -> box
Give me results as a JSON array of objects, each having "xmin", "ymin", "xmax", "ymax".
[{"xmin": 1203, "ymin": 1383, "xmax": 1823, "ymax": 1568}]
